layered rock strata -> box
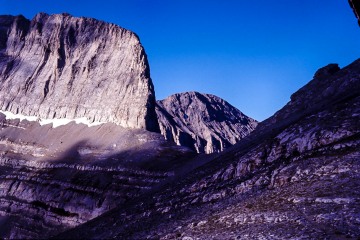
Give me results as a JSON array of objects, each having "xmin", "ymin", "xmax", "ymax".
[
  {"xmin": 0, "ymin": 13, "xmax": 199, "ymax": 239},
  {"xmin": 0, "ymin": 13, "xmax": 158, "ymax": 131},
  {"xmin": 0, "ymin": 117, "xmax": 194, "ymax": 239},
  {"xmin": 156, "ymin": 92, "xmax": 257, "ymax": 153},
  {"xmin": 58, "ymin": 59, "xmax": 360, "ymax": 239},
  {"xmin": 0, "ymin": 13, "xmax": 261, "ymax": 239}
]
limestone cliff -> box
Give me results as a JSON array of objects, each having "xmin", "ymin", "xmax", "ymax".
[{"xmin": 0, "ymin": 13, "xmax": 158, "ymax": 131}]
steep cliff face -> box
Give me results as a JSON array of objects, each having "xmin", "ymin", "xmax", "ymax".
[
  {"xmin": 0, "ymin": 13, "xmax": 158, "ymax": 131},
  {"xmin": 58, "ymin": 59, "xmax": 360, "ymax": 239},
  {"xmin": 156, "ymin": 92, "xmax": 257, "ymax": 153},
  {"xmin": 0, "ymin": 13, "xmax": 197, "ymax": 239}
]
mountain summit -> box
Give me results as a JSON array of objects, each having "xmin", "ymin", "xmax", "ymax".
[
  {"xmin": 0, "ymin": 13, "xmax": 158, "ymax": 131},
  {"xmin": 156, "ymin": 92, "xmax": 257, "ymax": 153}
]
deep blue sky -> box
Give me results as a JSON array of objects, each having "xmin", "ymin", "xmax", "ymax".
[{"xmin": 1, "ymin": 0, "xmax": 360, "ymax": 121}]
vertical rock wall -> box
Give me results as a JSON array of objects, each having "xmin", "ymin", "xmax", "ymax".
[{"xmin": 0, "ymin": 13, "xmax": 159, "ymax": 131}]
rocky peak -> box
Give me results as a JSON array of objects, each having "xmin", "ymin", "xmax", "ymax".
[
  {"xmin": 313, "ymin": 63, "xmax": 340, "ymax": 79},
  {"xmin": 273, "ymin": 60, "xmax": 360, "ymax": 128},
  {"xmin": 156, "ymin": 91, "xmax": 257, "ymax": 153},
  {"xmin": 0, "ymin": 13, "xmax": 159, "ymax": 131},
  {"xmin": 349, "ymin": 0, "xmax": 360, "ymax": 26}
]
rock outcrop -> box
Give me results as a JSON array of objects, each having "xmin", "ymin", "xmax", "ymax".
[
  {"xmin": 349, "ymin": 0, "xmax": 360, "ymax": 26},
  {"xmin": 0, "ymin": 13, "xmax": 158, "ymax": 131},
  {"xmin": 57, "ymin": 59, "xmax": 360, "ymax": 239},
  {"xmin": 0, "ymin": 117, "xmax": 194, "ymax": 239},
  {"xmin": 156, "ymin": 92, "xmax": 257, "ymax": 153}
]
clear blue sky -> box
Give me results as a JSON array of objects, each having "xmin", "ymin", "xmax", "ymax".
[{"xmin": 1, "ymin": 0, "xmax": 360, "ymax": 121}]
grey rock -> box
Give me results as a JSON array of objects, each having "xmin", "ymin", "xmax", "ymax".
[
  {"xmin": 57, "ymin": 59, "xmax": 360, "ymax": 239},
  {"xmin": 156, "ymin": 92, "xmax": 257, "ymax": 153},
  {"xmin": 2, "ymin": 11, "xmax": 359, "ymax": 240},
  {"xmin": 0, "ymin": 13, "xmax": 261, "ymax": 238},
  {"xmin": 0, "ymin": 13, "xmax": 158, "ymax": 131},
  {"xmin": 0, "ymin": 118, "xmax": 195, "ymax": 239}
]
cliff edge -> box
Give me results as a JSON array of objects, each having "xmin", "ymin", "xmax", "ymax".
[{"xmin": 0, "ymin": 13, "xmax": 158, "ymax": 131}]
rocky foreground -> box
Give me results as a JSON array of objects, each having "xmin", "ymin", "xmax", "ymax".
[
  {"xmin": 57, "ymin": 61, "xmax": 360, "ymax": 239},
  {"xmin": 0, "ymin": 116, "xmax": 198, "ymax": 239}
]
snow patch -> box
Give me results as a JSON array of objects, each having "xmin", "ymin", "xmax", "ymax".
[{"xmin": 0, "ymin": 110, "xmax": 105, "ymax": 128}]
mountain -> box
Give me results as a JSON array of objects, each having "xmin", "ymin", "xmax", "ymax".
[
  {"xmin": 0, "ymin": 13, "xmax": 158, "ymax": 131},
  {"xmin": 1, "ymin": 12, "xmax": 358, "ymax": 239},
  {"xmin": 57, "ymin": 60, "xmax": 360, "ymax": 239},
  {"xmin": 156, "ymin": 92, "xmax": 257, "ymax": 154},
  {"xmin": 0, "ymin": 13, "xmax": 258, "ymax": 239},
  {"xmin": 0, "ymin": 13, "xmax": 197, "ymax": 239}
]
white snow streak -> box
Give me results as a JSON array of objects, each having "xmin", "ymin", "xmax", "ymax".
[{"xmin": 0, "ymin": 110, "xmax": 105, "ymax": 128}]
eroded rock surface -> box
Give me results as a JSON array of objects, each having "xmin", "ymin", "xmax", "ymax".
[
  {"xmin": 58, "ymin": 59, "xmax": 360, "ymax": 239},
  {"xmin": 0, "ymin": 13, "xmax": 262, "ymax": 239},
  {"xmin": 0, "ymin": 117, "xmax": 194, "ymax": 239},
  {"xmin": 156, "ymin": 92, "xmax": 257, "ymax": 153},
  {"xmin": 0, "ymin": 13, "xmax": 158, "ymax": 131}
]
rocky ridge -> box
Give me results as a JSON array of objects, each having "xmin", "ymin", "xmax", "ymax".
[
  {"xmin": 0, "ymin": 13, "xmax": 199, "ymax": 239},
  {"xmin": 1, "ymin": 11, "xmax": 358, "ymax": 240},
  {"xmin": 349, "ymin": 0, "xmax": 360, "ymax": 25},
  {"xmin": 0, "ymin": 13, "xmax": 158, "ymax": 131},
  {"xmin": 0, "ymin": 13, "xmax": 256, "ymax": 153},
  {"xmin": 156, "ymin": 92, "xmax": 257, "ymax": 154},
  {"xmin": 57, "ymin": 60, "xmax": 360, "ymax": 239},
  {"xmin": 0, "ymin": 13, "xmax": 261, "ymax": 238}
]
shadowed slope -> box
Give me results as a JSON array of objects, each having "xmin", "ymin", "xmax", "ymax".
[
  {"xmin": 0, "ymin": 116, "xmax": 194, "ymax": 239},
  {"xmin": 55, "ymin": 59, "xmax": 360, "ymax": 239}
]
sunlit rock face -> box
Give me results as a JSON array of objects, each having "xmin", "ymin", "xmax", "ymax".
[
  {"xmin": 156, "ymin": 92, "xmax": 258, "ymax": 154},
  {"xmin": 58, "ymin": 59, "xmax": 360, "ymax": 239},
  {"xmin": 0, "ymin": 13, "xmax": 198, "ymax": 239},
  {"xmin": 0, "ymin": 13, "xmax": 158, "ymax": 131}
]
